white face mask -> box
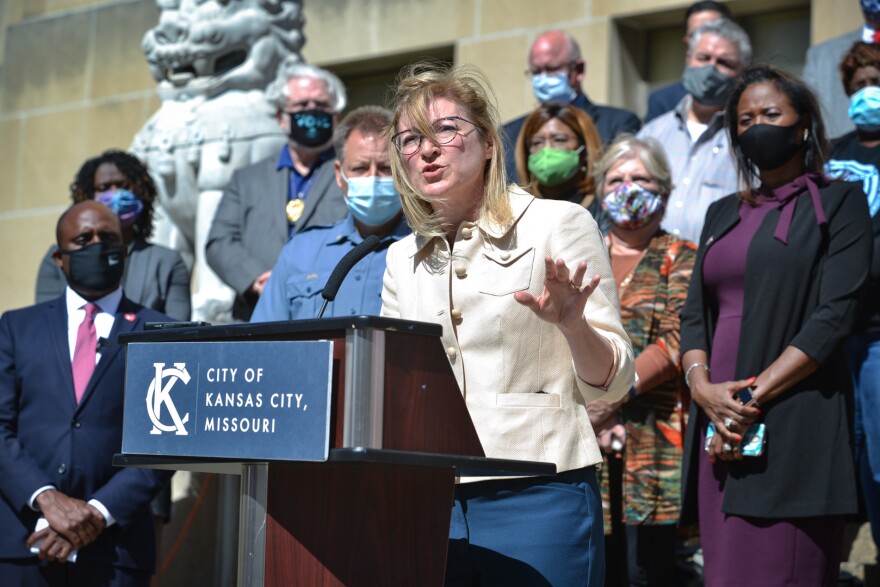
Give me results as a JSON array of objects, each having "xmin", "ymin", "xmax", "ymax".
[{"xmin": 340, "ymin": 170, "xmax": 402, "ymax": 226}]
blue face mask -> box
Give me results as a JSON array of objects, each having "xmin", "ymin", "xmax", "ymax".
[
  {"xmin": 849, "ymin": 86, "xmax": 880, "ymax": 132},
  {"xmin": 532, "ymin": 72, "xmax": 577, "ymax": 104},
  {"xmin": 340, "ymin": 171, "xmax": 402, "ymax": 226}
]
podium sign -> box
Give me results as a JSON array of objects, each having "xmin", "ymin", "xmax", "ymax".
[{"xmin": 122, "ymin": 340, "xmax": 333, "ymax": 461}]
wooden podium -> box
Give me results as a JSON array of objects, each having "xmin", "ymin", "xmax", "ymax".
[{"xmin": 115, "ymin": 317, "xmax": 554, "ymax": 586}]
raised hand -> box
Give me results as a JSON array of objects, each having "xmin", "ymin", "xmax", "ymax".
[{"xmin": 514, "ymin": 257, "xmax": 600, "ymax": 332}]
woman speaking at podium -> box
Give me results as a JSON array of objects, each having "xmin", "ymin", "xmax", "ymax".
[{"xmin": 380, "ymin": 63, "xmax": 635, "ymax": 586}]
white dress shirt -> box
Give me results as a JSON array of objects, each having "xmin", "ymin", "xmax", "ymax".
[{"xmin": 28, "ymin": 286, "xmax": 124, "ymax": 527}]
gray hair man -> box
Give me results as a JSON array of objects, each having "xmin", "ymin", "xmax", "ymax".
[
  {"xmin": 207, "ymin": 60, "xmax": 350, "ymax": 321},
  {"xmin": 638, "ymin": 19, "xmax": 752, "ymax": 244},
  {"xmin": 645, "ymin": 1, "xmax": 734, "ymax": 122}
]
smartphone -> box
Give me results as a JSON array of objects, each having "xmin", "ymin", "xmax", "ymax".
[
  {"xmin": 706, "ymin": 421, "xmax": 766, "ymax": 457},
  {"xmin": 733, "ymin": 386, "xmax": 758, "ymax": 407}
]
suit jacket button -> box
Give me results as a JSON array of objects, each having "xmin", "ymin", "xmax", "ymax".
[
  {"xmin": 72, "ymin": 420, "xmax": 81, "ymax": 429},
  {"xmin": 454, "ymin": 265, "xmax": 467, "ymax": 278},
  {"xmin": 446, "ymin": 346, "xmax": 457, "ymax": 359},
  {"xmin": 58, "ymin": 464, "xmax": 67, "ymax": 475},
  {"xmin": 461, "ymin": 227, "xmax": 473, "ymax": 239},
  {"xmin": 450, "ymin": 308, "xmax": 462, "ymax": 321},
  {"xmin": 500, "ymin": 251, "xmax": 511, "ymax": 261}
]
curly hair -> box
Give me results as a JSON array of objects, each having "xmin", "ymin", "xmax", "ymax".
[
  {"xmin": 70, "ymin": 150, "xmax": 158, "ymax": 239},
  {"xmin": 839, "ymin": 41, "xmax": 880, "ymax": 95}
]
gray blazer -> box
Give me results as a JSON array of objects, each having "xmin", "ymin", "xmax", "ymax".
[
  {"xmin": 205, "ymin": 152, "xmax": 347, "ymax": 320},
  {"xmin": 803, "ymin": 29, "xmax": 861, "ymax": 140},
  {"xmin": 35, "ymin": 238, "xmax": 191, "ymax": 321}
]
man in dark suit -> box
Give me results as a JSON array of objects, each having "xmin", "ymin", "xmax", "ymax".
[
  {"xmin": 645, "ymin": 1, "xmax": 732, "ymax": 123},
  {"xmin": 207, "ymin": 61, "xmax": 349, "ymax": 321},
  {"xmin": 502, "ymin": 29, "xmax": 641, "ymax": 184},
  {"xmin": 0, "ymin": 201, "xmax": 170, "ymax": 586}
]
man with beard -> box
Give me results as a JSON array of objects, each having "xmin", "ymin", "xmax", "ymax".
[
  {"xmin": 207, "ymin": 61, "xmax": 349, "ymax": 321},
  {"xmin": 0, "ymin": 201, "xmax": 171, "ymax": 586}
]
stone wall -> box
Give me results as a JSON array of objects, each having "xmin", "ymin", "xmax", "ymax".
[
  {"xmin": 0, "ymin": 0, "xmax": 159, "ymax": 312},
  {"xmin": 0, "ymin": 0, "xmax": 864, "ymax": 315}
]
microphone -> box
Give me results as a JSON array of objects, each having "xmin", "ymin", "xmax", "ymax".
[{"xmin": 317, "ymin": 235, "xmax": 382, "ymax": 319}]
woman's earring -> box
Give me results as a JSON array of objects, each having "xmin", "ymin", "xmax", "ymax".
[{"xmin": 803, "ymin": 128, "xmax": 809, "ymax": 141}]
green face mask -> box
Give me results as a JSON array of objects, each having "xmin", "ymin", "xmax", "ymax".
[{"xmin": 527, "ymin": 146, "xmax": 584, "ymax": 187}]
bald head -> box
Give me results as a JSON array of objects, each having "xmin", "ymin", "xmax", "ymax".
[
  {"xmin": 528, "ymin": 30, "xmax": 585, "ymax": 98},
  {"xmin": 530, "ymin": 30, "xmax": 580, "ymax": 66},
  {"xmin": 56, "ymin": 200, "xmax": 121, "ymax": 246}
]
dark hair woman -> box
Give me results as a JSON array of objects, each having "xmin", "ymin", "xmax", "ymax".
[
  {"xmin": 514, "ymin": 102, "xmax": 609, "ymax": 233},
  {"xmin": 826, "ymin": 40, "xmax": 880, "ymax": 552},
  {"xmin": 680, "ymin": 65, "xmax": 872, "ymax": 586},
  {"xmin": 34, "ymin": 150, "xmax": 191, "ymax": 321}
]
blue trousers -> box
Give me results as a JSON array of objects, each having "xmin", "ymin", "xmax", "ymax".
[
  {"xmin": 846, "ymin": 334, "xmax": 880, "ymax": 547},
  {"xmin": 446, "ymin": 467, "xmax": 603, "ymax": 586}
]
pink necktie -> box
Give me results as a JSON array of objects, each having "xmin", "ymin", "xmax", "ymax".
[{"xmin": 72, "ymin": 303, "xmax": 99, "ymax": 403}]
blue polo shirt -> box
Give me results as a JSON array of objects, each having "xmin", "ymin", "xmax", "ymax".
[
  {"xmin": 250, "ymin": 214, "xmax": 410, "ymax": 322},
  {"xmin": 276, "ymin": 145, "xmax": 335, "ymax": 201}
]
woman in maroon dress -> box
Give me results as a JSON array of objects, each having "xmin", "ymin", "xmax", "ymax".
[{"xmin": 680, "ymin": 65, "xmax": 872, "ymax": 586}]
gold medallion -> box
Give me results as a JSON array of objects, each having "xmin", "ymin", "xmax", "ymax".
[{"xmin": 286, "ymin": 198, "xmax": 304, "ymax": 224}]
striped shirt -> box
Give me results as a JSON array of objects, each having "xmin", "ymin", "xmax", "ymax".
[{"xmin": 638, "ymin": 96, "xmax": 739, "ymax": 244}]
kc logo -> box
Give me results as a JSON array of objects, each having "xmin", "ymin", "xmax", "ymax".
[{"xmin": 147, "ymin": 362, "xmax": 191, "ymax": 435}]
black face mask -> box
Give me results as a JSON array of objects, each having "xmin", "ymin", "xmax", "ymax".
[
  {"xmin": 738, "ymin": 122, "xmax": 805, "ymax": 171},
  {"xmin": 288, "ymin": 109, "xmax": 334, "ymax": 148},
  {"xmin": 59, "ymin": 242, "xmax": 125, "ymax": 294}
]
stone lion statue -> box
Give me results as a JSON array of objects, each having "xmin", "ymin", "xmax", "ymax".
[{"xmin": 132, "ymin": 0, "xmax": 304, "ymax": 323}]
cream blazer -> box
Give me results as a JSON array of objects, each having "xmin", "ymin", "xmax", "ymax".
[{"xmin": 381, "ymin": 187, "xmax": 635, "ymax": 479}]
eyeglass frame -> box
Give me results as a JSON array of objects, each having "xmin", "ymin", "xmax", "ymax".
[
  {"xmin": 391, "ymin": 115, "xmax": 483, "ymax": 155},
  {"xmin": 523, "ymin": 60, "xmax": 578, "ymax": 78}
]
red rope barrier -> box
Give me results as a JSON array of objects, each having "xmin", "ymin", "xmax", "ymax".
[{"xmin": 159, "ymin": 472, "xmax": 214, "ymax": 576}]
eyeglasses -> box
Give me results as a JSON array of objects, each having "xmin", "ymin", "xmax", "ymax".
[
  {"xmin": 392, "ymin": 116, "xmax": 480, "ymax": 155},
  {"xmin": 524, "ymin": 61, "xmax": 576, "ymax": 78},
  {"xmin": 529, "ymin": 133, "xmax": 580, "ymax": 151}
]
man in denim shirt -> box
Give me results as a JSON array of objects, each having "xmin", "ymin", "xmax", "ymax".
[{"xmin": 251, "ymin": 106, "xmax": 409, "ymax": 322}]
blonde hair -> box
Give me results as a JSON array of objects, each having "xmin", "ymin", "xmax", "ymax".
[{"xmin": 387, "ymin": 62, "xmax": 511, "ymax": 238}]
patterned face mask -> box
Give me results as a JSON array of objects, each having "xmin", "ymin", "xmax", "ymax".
[
  {"xmin": 602, "ymin": 181, "xmax": 665, "ymax": 229},
  {"xmin": 94, "ymin": 189, "xmax": 144, "ymax": 229}
]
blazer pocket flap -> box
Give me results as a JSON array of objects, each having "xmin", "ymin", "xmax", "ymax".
[
  {"xmin": 495, "ymin": 392, "xmax": 561, "ymax": 408},
  {"xmin": 482, "ymin": 246, "xmax": 534, "ymax": 267},
  {"xmin": 478, "ymin": 247, "xmax": 535, "ymax": 296}
]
